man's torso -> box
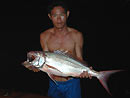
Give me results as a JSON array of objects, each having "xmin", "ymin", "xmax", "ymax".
[{"xmin": 43, "ymin": 27, "xmax": 78, "ymax": 81}]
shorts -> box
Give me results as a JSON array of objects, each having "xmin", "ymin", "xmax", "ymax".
[{"xmin": 48, "ymin": 78, "xmax": 81, "ymax": 98}]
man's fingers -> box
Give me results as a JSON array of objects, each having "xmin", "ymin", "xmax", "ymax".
[
  {"xmin": 32, "ymin": 66, "xmax": 40, "ymax": 72},
  {"xmin": 80, "ymin": 72, "xmax": 85, "ymax": 78},
  {"xmin": 34, "ymin": 69, "xmax": 40, "ymax": 72},
  {"xmin": 23, "ymin": 62, "xmax": 40, "ymax": 72},
  {"xmin": 79, "ymin": 71, "xmax": 92, "ymax": 79},
  {"xmin": 82, "ymin": 71, "xmax": 88, "ymax": 78},
  {"xmin": 88, "ymin": 74, "xmax": 92, "ymax": 79},
  {"xmin": 80, "ymin": 71, "xmax": 88, "ymax": 78},
  {"xmin": 26, "ymin": 65, "xmax": 40, "ymax": 72},
  {"xmin": 89, "ymin": 66, "xmax": 93, "ymax": 70}
]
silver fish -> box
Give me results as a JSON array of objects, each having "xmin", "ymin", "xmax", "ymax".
[{"xmin": 22, "ymin": 50, "xmax": 122, "ymax": 95}]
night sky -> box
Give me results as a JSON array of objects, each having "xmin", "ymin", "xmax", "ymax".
[{"xmin": 0, "ymin": 0, "xmax": 130, "ymax": 98}]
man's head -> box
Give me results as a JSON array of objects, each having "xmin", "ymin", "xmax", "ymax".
[
  {"xmin": 47, "ymin": 0, "xmax": 70, "ymax": 29},
  {"xmin": 47, "ymin": 0, "xmax": 69, "ymax": 15}
]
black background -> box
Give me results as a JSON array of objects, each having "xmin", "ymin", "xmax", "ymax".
[{"xmin": 0, "ymin": 0, "xmax": 130, "ymax": 98}]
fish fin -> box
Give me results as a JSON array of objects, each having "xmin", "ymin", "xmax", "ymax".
[
  {"xmin": 54, "ymin": 50, "xmax": 74, "ymax": 58},
  {"xmin": 54, "ymin": 50, "xmax": 88, "ymax": 66},
  {"xmin": 54, "ymin": 50, "xmax": 67, "ymax": 54},
  {"xmin": 97, "ymin": 70, "xmax": 123, "ymax": 95},
  {"xmin": 46, "ymin": 64, "xmax": 63, "ymax": 73},
  {"xmin": 47, "ymin": 73, "xmax": 58, "ymax": 85}
]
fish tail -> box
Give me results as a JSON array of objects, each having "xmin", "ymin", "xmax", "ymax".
[{"xmin": 97, "ymin": 70, "xmax": 123, "ymax": 95}]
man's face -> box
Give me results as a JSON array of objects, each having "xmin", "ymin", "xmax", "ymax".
[{"xmin": 49, "ymin": 6, "xmax": 69, "ymax": 29}]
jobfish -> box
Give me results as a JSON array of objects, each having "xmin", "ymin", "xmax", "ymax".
[{"xmin": 22, "ymin": 50, "xmax": 122, "ymax": 95}]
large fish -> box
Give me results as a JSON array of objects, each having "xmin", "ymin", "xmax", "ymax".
[{"xmin": 22, "ymin": 50, "xmax": 122, "ymax": 95}]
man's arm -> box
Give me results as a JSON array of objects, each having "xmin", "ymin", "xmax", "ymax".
[
  {"xmin": 74, "ymin": 31, "xmax": 83, "ymax": 61},
  {"xmin": 40, "ymin": 31, "xmax": 49, "ymax": 51},
  {"xmin": 74, "ymin": 31, "xmax": 92, "ymax": 79}
]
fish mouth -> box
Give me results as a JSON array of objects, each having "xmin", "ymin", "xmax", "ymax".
[
  {"xmin": 24, "ymin": 51, "xmax": 45, "ymax": 68},
  {"xmin": 27, "ymin": 55, "xmax": 35, "ymax": 62},
  {"xmin": 27, "ymin": 52, "xmax": 37, "ymax": 62}
]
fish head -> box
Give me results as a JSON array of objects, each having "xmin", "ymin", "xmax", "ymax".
[{"xmin": 24, "ymin": 51, "xmax": 46, "ymax": 68}]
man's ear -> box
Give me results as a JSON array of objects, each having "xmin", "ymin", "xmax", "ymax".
[
  {"xmin": 48, "ymin": 14, "xmax": 52, "ymax": 20},
  {"xmin": 67, "ymin": 11, "xmax": 70, "ymax": 18}
]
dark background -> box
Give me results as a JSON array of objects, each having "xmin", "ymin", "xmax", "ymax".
[{"xmin": 0, "ymin": 0, "xmax": 130, "ymax": 98}]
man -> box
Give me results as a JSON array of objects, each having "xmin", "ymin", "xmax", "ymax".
[{"xmin": 28, "ymin": 1, "xmax": 91, "ymax": 98}]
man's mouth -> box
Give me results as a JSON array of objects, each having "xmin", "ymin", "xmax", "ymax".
[{"xmin": 57, "ymin": 22, "xmax": 63, "ymax": 25}]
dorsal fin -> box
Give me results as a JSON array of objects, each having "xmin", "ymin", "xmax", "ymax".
[
  {"xmin": 54, "ymin": 50, "xmax": 89, "ymax": 66},
  {"xmin": 54, "ymin": 50, "xmax": 74, "ymax": 58},
  {"xmin": 54, "ymin": 50, "xmax": 67, "ymax": 54}
]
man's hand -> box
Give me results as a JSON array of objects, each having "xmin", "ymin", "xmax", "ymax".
[
  {"xmin": 23, "ymin": 61, "xmax": 40, "ymax": 72},
  {"xmin": 79, "ymin": 67, "xmax": 93, "ymax": 79},
  {"xmin": 27, "ymin": 66, "xmax": 40, "ymax": 72},
  {"xmin": 79, "ymin": 71, "xmax": 92, "ymax": 79}
]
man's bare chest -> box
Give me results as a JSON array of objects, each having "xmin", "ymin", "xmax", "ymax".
[{"xmin": 47, "ymin": 35, "xmax": 75, "ymax": 51}]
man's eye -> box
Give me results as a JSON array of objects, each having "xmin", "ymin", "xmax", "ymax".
[
  {"xmin": 53, "ymin": 15, "xmax": 57, "ymax": 17},
  {"xmin": 61, "ymin": 14, "xmax": 64, "ymax": 16}
]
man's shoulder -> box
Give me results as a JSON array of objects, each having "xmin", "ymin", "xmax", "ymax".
[
  {"xmin": 68, "ymin": 27, "xmax": 83, "ymax": 42},
  {"xmin": 41, "ymin": 28, "xmax": 53, "ymax": 35},
  {"xmin": 40, "ymin": 28, "xmax": 53, "ymax": 37},
  {"xmin": 68, "ymin": 27, "xmax": 83, "ymax": 36}
]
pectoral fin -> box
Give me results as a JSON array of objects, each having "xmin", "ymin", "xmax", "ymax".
[
  {"xmin": 47, "ymin": 73, "xmax": 58, "ymax": 85},
  {"xmin": 46, "ymin": 65, "xmax": 62, "ymax": 73}
]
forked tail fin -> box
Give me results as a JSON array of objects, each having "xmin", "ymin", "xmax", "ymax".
[{"xmin": 97, "ymin": 70, "xmax": 123, "ymax": 95}]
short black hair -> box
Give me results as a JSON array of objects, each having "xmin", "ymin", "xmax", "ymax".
[{"xmin": 47, "ymin": 0, "xmax": 69, "ymax": 15}]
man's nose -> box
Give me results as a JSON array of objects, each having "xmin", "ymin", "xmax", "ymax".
[{"xmin": 57, "ymin": 16, "xmax": 62, "ymax": 22}]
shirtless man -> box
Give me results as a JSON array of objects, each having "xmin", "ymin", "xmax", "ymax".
[{"xmin": 28, "ymin": 1, "xmax": 91, "ymax": 98}]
